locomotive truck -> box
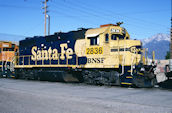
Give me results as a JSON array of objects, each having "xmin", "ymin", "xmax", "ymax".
[{"xmin": 4, "ymin": 23, "xmax": 157, "ymax": 87}]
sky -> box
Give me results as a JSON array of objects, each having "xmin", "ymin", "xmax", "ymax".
[{"xmin": 0, "ymin": 0, "xmax": 171, "ymax": 41}]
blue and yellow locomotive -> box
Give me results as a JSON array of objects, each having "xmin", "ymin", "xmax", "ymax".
[{"xmin": 12, "ymin": 23, "xmax": 157, "ymax": 87}]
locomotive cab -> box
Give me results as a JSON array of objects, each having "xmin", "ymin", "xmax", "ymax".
[
  {"xmin": 75, "ymin": 23, "xmax": 156, "ymax": 87},
  {"xmin": 82, "ymin": 23, "xmax": 141, "ymax": 69}
]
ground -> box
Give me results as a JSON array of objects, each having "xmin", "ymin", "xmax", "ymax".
[{"xmin": 0, "ymin": 78, "xmax": 172, "ymax": 113}]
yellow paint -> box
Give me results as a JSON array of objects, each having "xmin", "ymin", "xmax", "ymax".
[
  {"xmin": 10, "ymin": 75, "xmax": 15, "ymax": 78},
  {"xmin": 152, "ymin": 51, "xmax": 155, "ymax": 62},
  {"xmin": 138, "ymin": 73, "xmax": 144, "ymax": 75},
  {"xmin": 126, "ymin": 76, "xmax": 132, "ymax": 78},
  {"xmin": 128, "ymin": 70, "xmax": 131, "ymax": 72},
  {"xmin": 121, "ymin": 82, "xmax": 132, "ymax": 85},
  {"xmin": 86, "ymin": 47, "xmax": 103, "ymax": 54},
  {"xmin": 15, "ymin": 64, "xmax": 84, "ymax": 69}
]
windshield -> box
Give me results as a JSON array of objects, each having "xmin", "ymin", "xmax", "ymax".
[{"xmin": 111, "ymin": 34, "xmax": 125, "ymax": 40}]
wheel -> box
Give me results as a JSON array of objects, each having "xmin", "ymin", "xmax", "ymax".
[{"xmin": 37, "ymin": 75, "xmax": 42, "ymax": 81}]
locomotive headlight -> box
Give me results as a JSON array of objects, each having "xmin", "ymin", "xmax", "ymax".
[{"xmin": 132, "ymin": 65, "xmax": 135, "ymax": 69}]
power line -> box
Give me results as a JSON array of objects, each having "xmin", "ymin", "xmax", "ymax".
[
  {"xmin": 0, "ymin": 4, "xmax": 39, "ymax": 10},
  {"xmin": 47, "ymin": 0, "xmax": 169, "ymax": 38},
  {"xmin": 118, "ymin": 9, "xmax": 170, "ymax": 15},
  {"xmin": 0, "ymin": 1, "xmax": 170, "ymax": 38},
  {"xmin": 50, "ymin": 1, "xmax": 114, "ymax": 21},
  {"xmin": 69, "ymin": 0, "xmax": 169, "ymax": 28},
  {"xmin": 50, "ymin": 0, "xmax": 168, "ymax": 33}
]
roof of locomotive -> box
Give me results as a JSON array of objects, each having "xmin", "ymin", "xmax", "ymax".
[
  {"xmin": 85, "ymin": 26, "xmax": 108, "ymax": 37},
  {"xmin": 19, "ymin": 28, "xmax": 89, "ymax": 47},
  {"xmin": 21, "ymin": 28, "xmax": 89, "ymax": 42},
  {"xmin": 85, "ymin": 24, "xmax": 128, "ymax": 38}
]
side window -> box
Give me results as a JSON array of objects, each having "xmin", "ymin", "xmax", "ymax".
[
  {"xmin": 12, "ymin": 44, "xmax": 15, "ymax": 48},
  {"xmin": 119, "ymin": 35, "xmax": 124, "ymax": 40},
  {"xmin": 0, "ymin": 48, "xmax": 1, "ymax": 53},
  {"xmin": 105, "ymin": 34, "xmax": 109, "ymax": 42},
  {"xmin": 89, "ymin": 36, "xmax": 99, "ymax": 45},
  {"xmin": 3, "ymin": 48, "xmax": 7, "ymax": 51}
]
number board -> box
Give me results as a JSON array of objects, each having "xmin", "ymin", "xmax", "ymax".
[
  {"xmin": 86, "ymin": 47, "xmax": 103, "ymax": 54},
  {"xmin": 111, "ymin": 28, "xmax": 120, "ymax": 33}
]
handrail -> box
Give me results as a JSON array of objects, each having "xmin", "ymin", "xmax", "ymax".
[
  {"xmin": 130, "ymin": 55, "xmax": 134, "ymax": 75},
  {"xmin": 120, "ymin": 43, "xmax": 126, "ymax": 76},
  {"xmin": 130, "ymin": 51, "xmax": 138, "ymax": 75},
  {"xmin": 15, "ymin": 53, "xmax": 79, "ymax": 66}
]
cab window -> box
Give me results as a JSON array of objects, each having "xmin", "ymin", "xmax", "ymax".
[
  {"xmin": 105, "ymin": 34, "xmax": 109, "ymax": 42},
  {"xmin": 111, "ymin": 34, "xmax": 117, "ymax": 40},
  {"xmin": 3, "ymin": 48, "xmax": 8, "ymax": 51},
  {"xmin": 111, "ymin": 34, "xmax": 124, "ymax": 40},
  {"xmin": 89, "ymin": 36, "xmax": 99, "ymax": 45},
  {"xmin": 3, "ymin": 48, "xmax": 14, "ymax": 51}
]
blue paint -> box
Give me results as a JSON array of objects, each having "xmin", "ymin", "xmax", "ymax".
[{"xmin": 19, "ymin": 29, "xmax": 88, "ymax": 66}]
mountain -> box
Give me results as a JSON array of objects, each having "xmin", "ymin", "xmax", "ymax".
[{"xmin": 141, "ymin": 33, "xmax": 170, "ymax": 60}]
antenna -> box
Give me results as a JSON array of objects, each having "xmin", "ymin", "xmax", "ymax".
[{"xmin": 116, "ymin": 22, "xmax": 123, "ymax": 26}]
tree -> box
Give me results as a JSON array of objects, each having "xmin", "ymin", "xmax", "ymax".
[{"xmin": 165, "ymin": 51, "xmax": 170, "ymax": 59}]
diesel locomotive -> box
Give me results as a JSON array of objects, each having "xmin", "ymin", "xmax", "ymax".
[
  {"xmin": 6, "ymin": 23, "xmax": 157, "ymax": 87},
  {"xmin": 0, "ymin": 41, "xmax": 18, "ymax": 78}
]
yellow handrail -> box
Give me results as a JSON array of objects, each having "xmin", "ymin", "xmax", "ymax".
[{"xmin": 15, "ymin": 53, "xmax": 79, "ymax": 66}]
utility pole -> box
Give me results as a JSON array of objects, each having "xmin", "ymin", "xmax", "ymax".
[
  {"xmin": 169, "ymin": 0, "xmax": 172, "ymax": 72},
  {"xmin": 170, "ymin": 17, "xmax": 172, "ymax": 59},
  {"xmin": 42, "ymin": 0, "xmax": 49, "ymax": 36},
  {"xmin": 47, "ymin": 15, "xmax": 50, "ymax": 35}
]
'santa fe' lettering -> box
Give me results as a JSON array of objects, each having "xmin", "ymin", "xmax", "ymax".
[{"xmin": 31, "ymin": 43, "xmax": 73, "ymax": 61}]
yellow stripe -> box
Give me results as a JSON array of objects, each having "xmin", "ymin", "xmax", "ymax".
[
  {"xmin": 114, "ymin": 65, "xmax": 119, "ymax": 68},
  {"xmin": 10, "ymin": 75, "xmax": 15, "ymax": 78},
  {"xmin": 128, "ymin": 70, "xmax": 131, "ymax": 72},
  {"xmin": 121, "ymin": 82, "xmax": 132, "ymax": 85},
  {"xmin": 14, "ymin": 64, "xmax": 84, "ymax": 69},
  {"xmin": 138, "ymin": 73, "xmax": 144, "ymax": 75},
  {"xmin": 126, "ymin": 76, "xmax": 132, "ymax": 78}
]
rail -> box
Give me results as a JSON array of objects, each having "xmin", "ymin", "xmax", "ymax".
[{"xmin": 14, "ymin": 53, "xmax": 80, "ymax": 67}]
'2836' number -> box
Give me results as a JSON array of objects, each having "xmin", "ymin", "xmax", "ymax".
[{"xmin": 86, "ymin": 47, "xmax": 103, "ymax": 54}]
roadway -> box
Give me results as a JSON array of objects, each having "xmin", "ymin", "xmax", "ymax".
[{"xmin": 0, "ymin": 78, "xmax": 172, "ymax": 113}]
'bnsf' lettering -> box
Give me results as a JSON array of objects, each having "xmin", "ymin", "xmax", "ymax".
[
  {"xmin": 87, "ymin": 58, "xmax": 105, "ymax": 64},
  {"xmin": 31, "ymin": 43, "xmax": 73, "ymax": 61}
]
